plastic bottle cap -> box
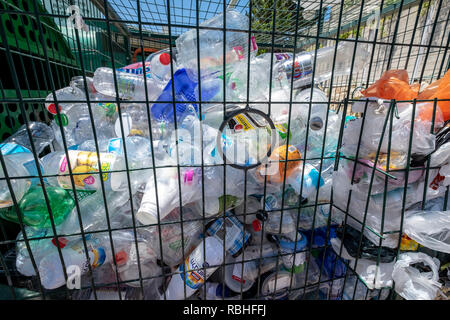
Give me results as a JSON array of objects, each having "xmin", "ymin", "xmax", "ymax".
[
  {"xmin": 184, "ymin": 169, "xmax": 194, "ymax": 185},
  {"xmin": 159, "ymin": 53, "xmax": 171, "ymax": 66},
  {"xmin": 115, "ymin": 251, "xmax": 128, "ymax": 266},
  {"xmin": 51, "ymin": 237, "xmax": 68, "ymax": 249},
  {"xmin": 47, "ymin": 103, "xmax": 61, "ymax": 115},
  {"xmin": 252, "ymin": 219, "xmax": 262, "ymax": 232}
]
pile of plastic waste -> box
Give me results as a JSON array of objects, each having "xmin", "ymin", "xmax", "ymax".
[{"xmin": 0, "ymin": 10, "xmax": 449, "ymax": 300}]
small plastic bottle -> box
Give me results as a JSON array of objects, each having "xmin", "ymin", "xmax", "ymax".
[
  {"xmin": 38, "ymin": 235, "xmax": 111, "ymax": 290},
  {"xmin": 164, "ymin": 236, "xmax": 224, "ymax": 300}
]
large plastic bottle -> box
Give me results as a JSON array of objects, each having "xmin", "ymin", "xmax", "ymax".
[
  {"xmin": 0, "ymin": 185, "xmax": 75, "ymax": 228},
  {"xmin": 145, "ymin": 48, "xmax": 178, "ymax": 83},
  {"xmin": 0, "ymin": 152, "xmax": 42, "ymax": 208},
  {"xmin": 2, "ymin": 122, "xmax": 55, "ymax": 155},
  {"xmin": 175, "ymin": 10, "xmax": 258, "ymax": 81},
  {"xmin": 41, "ymin": 150, "xmax": 128, "ymax": 192},
  {"xmin": 287, "ymin": 163, "xmax": 324, "ymax": 200},
  {"xmin": 38, "ymin": 234, "xmax": 111, "ymax": 289},
  {"xmin": 164, "ymin": 236, "xmax": 223, "ymax": 300},
  {"xmin": 45, "ymin": 86, "xmax": 86, "ymax": 115},
  {"xmin": 93, "ymin": 67, "xmax": 163, "ymax": 101},
  {"xmin": 270, "ymin": 40, "xmax": 370, "ymax": 89}
]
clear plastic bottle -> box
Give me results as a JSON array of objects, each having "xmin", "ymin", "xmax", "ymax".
[
  {"xmin": 38, "ymin": 234, "xmax": 111, "ymax": 289},
  {"xmin": 41, "ymin": 150, "xmax": 128, "ymax": 192},
  {"xmin": 45, "ymin": 86, "xmax": 86, "ymax": 115},
  {"xmin": 205, "ymin": 211, "xmax": 251, "ymax": 258},
  {"xmin": 2, "ymin": 122, "xmax": 55, "ymax": 155},
  {"xmin": 0, "ymin": 153, "xmax": 40, "ymax": 208},
  {"xmin": 93, "ymin": 67, "xmax": 163, "ymax": 101},
  {"xmin": 55, "ymin": 189, "xmax": 129, "ymax": 236},
  {"xmin": 164, "ymin": 236, "xmax": 223, "ymax": 300},
  {"xmin": 142, "ymin": 204, "xmax": 203, "ymax": 268},
  {"xmin": 175, "ymin": 10, "xmax": 258, "ymax": 81},
  {"xmin": 272, "ymin": 40, "xmax": 370, "ymax": 89},
  {"xmin": 287, "ymin": 163, "xmax": 324, "ymax": 200},
  {"xmin": 145, "ymin": 48, "xmax": 178, "ymax": 83}
]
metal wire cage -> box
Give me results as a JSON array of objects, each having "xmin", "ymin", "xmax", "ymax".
[{"xmin": 0, "ymin": 0, "xmax": 449, "ymax": 300}]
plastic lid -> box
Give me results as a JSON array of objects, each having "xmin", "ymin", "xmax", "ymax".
[{"xmin": 159, "ymin": 53, "xmax": 171, "ymax": 66}]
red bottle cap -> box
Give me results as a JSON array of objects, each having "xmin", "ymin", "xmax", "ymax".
[
  {"xmin": 51, "ymin": 237, "xmax": 68, "ymax": 249},
  {"xmin": 252, "ymin": 219, "xmax": 262, "ymax": 232},
  {"xmin": 47, "ymin": 103, "xmax": 61, "ymax": 115},
  {"xmin": 159, "ymin": 53, "xmax": 171, "ymax": 66},
  {"xmin": 115, "ymin": 251, "xmax": 128, "ymax": 266}
]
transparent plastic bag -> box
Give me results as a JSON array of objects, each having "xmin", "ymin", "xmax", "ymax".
[
  {"xmin": 392, "ymin": 252, "xmax": 442, "ymax": 300},
  {"xmin": 404, "ymin": 210, "xmax": 450, "ymax": 253}
]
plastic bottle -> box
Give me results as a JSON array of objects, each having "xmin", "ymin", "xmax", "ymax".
[
  {"xmin": 276, "ymin": 231, "xmax": 308, "ymax": 273},
  {"xmin": 164, "ymin": 236, "xmax": 223, "ymax": 300},
  {"xmin": 145, "ymin": 48, "xmax": 178, "ymax": 83},
  {"xmin": 55, "ymin": 189, "xmax": 129, "ymax": 236},
  {"xmin": 175, "ymin": 10, "xmax": 258, "ymax": 81},
  {"xmin": 271, "ymin": 40, "xmax": 370, "ymax": 89},
  {"xmin": 205, "ymin": 211, "xmax": 251, "ymax": 258},
  {"xmin": 142, "ymin": 204, "xmax": 203, "ymax": 267},
  {"xmin": 93, "ymin": 67, "xmax": 163, "ymax": 101},
  {"xmin": 38, "ymin": 234, "xmax": 110, "ymax": 289},
  {"xmin": 2, "ymin": 122, "xmax": 55, "ymax": 155},
  {"xmin": 0, "ymin": 185, "xmax": 75, "ymax": 228},
  {"xmin": 224, "ymin": 255, "xmax": 255, "ymax": 293},
  {"xmin": 260, "ymin": 267, "xmax": 297, "ymax": 300},
  {"xmin": 45, "ymin": 86, "xmax": 86, "ymax": 115},
  {"xmin": 115, "ymin": 103, "xmax": 172, "ymax": 142},
  {"xmin": 0, "ymin": 152, "xmax": 42, "ymax": 208},
  {"xmin": 151, "ymin": 68, "xmax": 221, "ymax": 124},
  {"xmin": 41, "ymin": 150, "xmax": 128, "ymax": 192},
  {"xmin": 15, "ymin": 227, "xmax": 57, "ymax": 276},
  {"xmin": 113, "ymin": 240, "xmax": 162, "ymax": 288},
  {"xmin": 203, "ymin": 282, "xmax": 240, "ymax": 300},
  {"xmin": 287, "ymin": 163, "xmax": 324, "ymax": 199}
]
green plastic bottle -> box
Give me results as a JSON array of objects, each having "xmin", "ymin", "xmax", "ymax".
[{"xmin": 0, "ymin": 185, "xmax": 75, "ymax": 228}]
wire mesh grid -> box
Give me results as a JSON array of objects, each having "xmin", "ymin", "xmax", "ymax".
[{"xmin": 0, "ymin": 0, "xmax": 449, "ymax": 300}]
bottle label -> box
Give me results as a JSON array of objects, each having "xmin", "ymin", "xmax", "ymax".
[
  {"xmin": 206, "ymin": 212, "xmax": 250, "ymax": 256},
  {"xmin": 0, "ymin": 143, "xmax": 29, "ymax": 154},
  {"xmin": 97, "ymin": 103, "xmax": 117, "ymax": 117},
  {"xmin": 264, "ymin": 194, "xmax": 278, "ymax": 211},
  {"xmin": 281, "ymin": 249, "xmax": 306, "ymax": 272},
  {"xmin": 179, "ymin": 252, "xmax": 215, "ymax": 290},
  {"xmin": 70, "ymin": 237, "xmax": 107, "ymax": 273},
  {"xmin": 117, "ymin": 62, "xmax": 151, "ymax": 78},
  {"xmin": 116, "ymin": 74, "xmax": 137, "ymax": 99},
  {"xmin": 107, "ymin": 138, "xmax": 123, "ymax": 155},
  {"xmin": 57, "ymin": 150, "xmax": 116, "ymax": 190},
  {"xmin": 279, "ymin": 53, "xmax": 313, "ymax": 84}
]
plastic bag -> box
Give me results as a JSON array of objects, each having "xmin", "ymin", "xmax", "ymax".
[
  {"xmin": 361, "ymin": 69, "xmax": 418, "ymax": 101},
  {"xmin": 342, "ymin": 99, "xmax": 441, "ymax": 158},
  {"xmin": 392, "ymin": 252, "xmax": 442, "ymax": 300},
  {"xmin": 404, "ymin": 210, "xmax": 450, "ymax": 253},
  {"xmin": 418, "ymin": 69, "xmax": 450, "ymax": 121},
  {"xmin": 336, "ymin": 225, "xmax": 397, "ymax": 263},
  {"xmin": 330, "ymin": 238, "xmax": 395, "ymax": 290}
]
